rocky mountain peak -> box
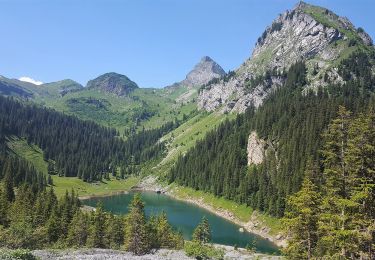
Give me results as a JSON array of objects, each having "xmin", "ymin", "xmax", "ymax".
[
  {"xmin": 197, "ymin": 2, "xmax": 374, "ymax": 113},
  {"xmin": 200, "ymin": 56, "xmax": 213, "ymax": 62},
  {"xmin": 86, "ymin": 72, "xmax": 138, "ymax": 96},
  {"xmin": 169, "ymin": 56, "xmax": 226, "ymax": 89}
]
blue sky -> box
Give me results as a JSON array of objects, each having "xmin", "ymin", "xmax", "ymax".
[{"xmin": 0, "ymin": 0, "xmax": 374, "ymax": 88}]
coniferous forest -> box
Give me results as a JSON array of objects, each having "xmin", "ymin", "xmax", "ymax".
[
  {"xmin": 0, "ymin": 96, "xmax": 179, "ymax": 181},
  {"xmin": 169, "ymin": 52, "xmax": 375, "ymax": 217},
  {"xmin": 283, "ymin": 107, "xmax": 375, "ymax": 259},
  {"xmin": 0, "ymin": 178, "xmax": 184, "ymax": 254},
  {"xmin": 167, "ymin": 51, "xmax": 375, "ymax": 258}
]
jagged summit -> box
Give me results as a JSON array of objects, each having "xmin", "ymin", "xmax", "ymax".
[
  {"xmin": 86, "ymin": 72, "xmax": 138, "ymax": 96},
  {"xmin": 167, "ymin": 56, "xmax": 226, "ymax": 89},
  {"xmin": 183, "ymin": 56, "xmax": 226, "ymax": 88},
  {"xmin": 198, "ymin": 1, "xmax": 374, "ymax": 113}
]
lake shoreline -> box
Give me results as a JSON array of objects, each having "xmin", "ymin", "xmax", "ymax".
[
  {"xmin": 135, "ymin": 176, "xmax": 287, "ymax": 248},
  {"xmin": 78, "ymin": 176, "xmax": 287, "ymax": 249},
  {"xmin": 79, "ymin": 190, "xmax": 130, "ymax": 200}
]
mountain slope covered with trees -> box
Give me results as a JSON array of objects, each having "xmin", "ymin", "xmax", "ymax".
[
  {"xmin": 0, "ymin": 96, "xmax": 180, "ymax": 182},
  {"xmin": 169, "ymin": 50, "xmax": 375, "ymax": 218}
]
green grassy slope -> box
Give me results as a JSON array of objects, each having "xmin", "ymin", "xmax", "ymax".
[
  {"xmin": 37, "ymin": 86, "xmax": 197, "ymax": 133},
  {"xmin": 7, "ymin": 137, "xmax": 139, "ymax": 198},
  {"xmin": 150, "ymin": 111, "xmax": 234, "ymax": 177}
]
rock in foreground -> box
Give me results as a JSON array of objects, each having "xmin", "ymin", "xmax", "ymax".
[{"xmin": 32, "ymin": 247, "xmax": 282, "ymax": 260}]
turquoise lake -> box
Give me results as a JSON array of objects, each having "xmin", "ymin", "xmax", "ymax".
[{"xmin": 82, "ymin": 191, "xmax": 280, "ymax": 254}]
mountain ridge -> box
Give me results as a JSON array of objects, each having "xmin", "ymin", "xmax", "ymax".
[{"xmin": 197, "ymin": 1, "xmax": 374, "ymax": 113}]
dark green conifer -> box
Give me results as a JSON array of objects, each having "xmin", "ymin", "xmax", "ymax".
[
  {"xmin": 192, "ymin": 216, "xmax": 211, "ymax": 244},
  {"xmin": 124, "ymin": 194, "xmax": 150, "ymax": 255}
]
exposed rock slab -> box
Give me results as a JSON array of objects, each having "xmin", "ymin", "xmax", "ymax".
[
  {"xmin": 32, "ymin": 248, "xmax": 281, "ymax": 260},
  {"xmin": 167, "ymin": 56, "xmax": 226, "ymax": 90},
  {"xmin": 247, "ymin": 131, "xmax": 265, "ymax": 165}
]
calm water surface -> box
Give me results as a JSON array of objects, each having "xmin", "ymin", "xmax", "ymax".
[{"xmin": 82, "ymin": 191, "xmax": 280, "ymax": 254}]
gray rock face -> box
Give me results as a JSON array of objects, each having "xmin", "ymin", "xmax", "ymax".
[
  {"xmin": 358, "ymin": 30, "xmax": 373, "ymax": 46},
  {"xmin": 32, "ymin": 247, "xmax": 281, "ymax": 260},
  {"xmin": 197, "ymin": 1, "xmax": 373, "ymax": 113},
  {"xmin": 170, "ymin": 56, "xmax": 226, "ymax": 89},
  {"xmin": 251, "ymin": 5, "xmax": 341, "ymax": 72},
  {"xmin": 86, "ymin": 72, "xmax": 138, "ymax": 96},
  {"xmin": 198, "ymin": 74, "xmax": 284, "ymax": 113},
  {"xmin": 247, "ymin": 131, "xmax": 265, "ymax": 165}
]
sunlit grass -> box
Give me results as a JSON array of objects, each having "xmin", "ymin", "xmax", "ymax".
[{"xmin": 7, "ymin": 137, "xmax": 139, "ymax": 198}]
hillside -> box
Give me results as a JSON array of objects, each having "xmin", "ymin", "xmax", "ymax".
[
  {"xmin": 0, "ymin": 57, "xmax": 224, "ymax": 132},
  {"xmin": 86, "ymin": 72, "xmax": 138, "ymax": 96},
  {"xmin": 166, "ymin": 2, "xmax": 375, "ymax": 258},
  {"xmin": 0, "ymin": 76, "xmax": 34, "ymax": 98}
]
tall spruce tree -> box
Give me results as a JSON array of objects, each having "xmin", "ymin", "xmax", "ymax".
[
  {"xmin": 0, "ymin": 188, "xmax": 8, "ymax": 226},
  {"xmin": 87, "ymin": 202, "xmax": 108, "ymax": 248},
  {"xmin": 3, "ymin": 164, "xmax": 15, "ymax": 202},
  {"xmin": 318, "ymin": 106, "xmax": 360, "ymax": 257},
  {"xmin": 46, "ymin": 208, "xmax": 61, "ymax": 244},
  {"xmin": 124, "ymin": 194, "xmax": 150, "ymax": 255},
  {"xmin": 345, "ymin": 112, "xmax": 375, "ymax": 258},
  {"xmin": 283, "ymin": 176, "xmax": 321, "ymax": 259},
  {"xmin": 66, "ymin": 211, "xmax": 90, "ymax": 247},
  {"xmin": 105, "ymin": 214, "xmax": 125, "ymax": 249},
  {"xmin": 192, "ymin": 216, "xmax": 211, "ymax": 244}
]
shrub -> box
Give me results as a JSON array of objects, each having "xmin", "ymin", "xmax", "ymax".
[
  {"xmin": 0, "ymin": 249, "xmax": 37, "ymax": 260},
  {"xmin": 184, "ymin": 241, "xmax": 224, "ymax": 260}
]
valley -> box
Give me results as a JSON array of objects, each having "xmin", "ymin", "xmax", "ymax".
[{"xmin": 0, "ymin": 1, "xmax": 374, "ymax": 259}]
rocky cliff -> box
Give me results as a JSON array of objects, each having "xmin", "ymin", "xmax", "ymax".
[
  {"xmin": 198, "ymin": 1, "xmax": 374, "ymax": 113},
  {"xmin": 168, "ymin": 56, "xmax": 226, "ymax": 89},
  {"xmin": 247, "ymin": 131, "xmax": 265, "ymax": 165}
]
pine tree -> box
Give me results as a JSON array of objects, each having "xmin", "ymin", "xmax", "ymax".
[
  {"xmin": 154, "ymin": 212, "xmax": 175, "ymax": 248},
  {"xmin": 283, "ymin": 176, "xmax": 321, "ymax": 259},
  {"xmin": 87, "ymin": 201, "xmax": 108, "ymax": 248},
  {"xmin": 345, "ymin": 113, "xmax": 375, "ymax": 258},
  {"xmin": 0, "ymin": 188, "xmax": 9, "ymax": 226},
  {"xmin": 124, "ymin": 193, "xmax": 150, "ymax": 255},
  {"xmin": 3, "ymin": 164, "xmax": 15, "ymax": 202},
  {"xmin": 46, "ymin": 208, "xmax": 61, "ymax": 244},
  {"xmin": 66, "ymin": 211, "xmax": 89, "ymax": 247},
  {"xmin": 192, "ymin": 216, "xmax": 211, "ymax": 244},
  {"xmin": 105, "ymin": 214, "xmax": 125, "ymax": 249},
  {"xmin": 318, "ymin": 107, "xmax": 373, "ymax": 258}
]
